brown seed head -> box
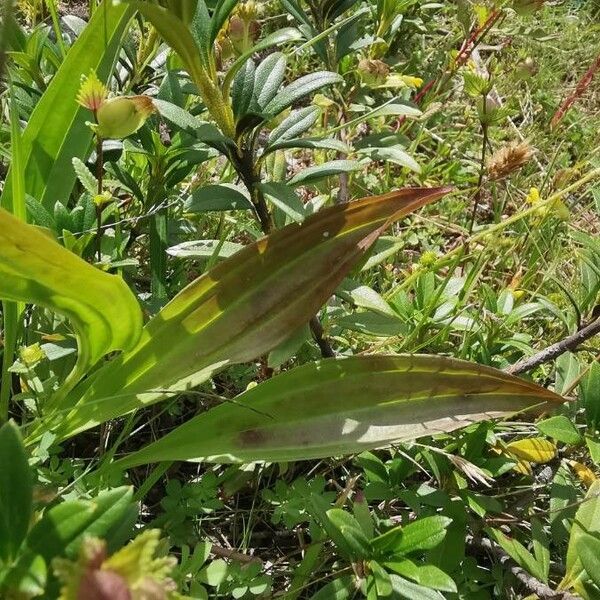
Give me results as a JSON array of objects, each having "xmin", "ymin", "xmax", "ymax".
[{"xmin": 487, "ymin": 141, "xmax": 534, "ymax": 181}]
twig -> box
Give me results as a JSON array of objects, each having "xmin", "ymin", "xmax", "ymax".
[
  {"xmin": 468, "ymin": 92, "xmax": 490, "ymax": 234},
  {"xmin": 469, "ymin": 537, "xmax": 579, "ymax": 600},
  {"xmin": 210, "ymin": 544, "xmax": 261, "ymax": 564},
  {"xmin": 507, "ymin": 317, "xmax": 600, "ymax": 375}
]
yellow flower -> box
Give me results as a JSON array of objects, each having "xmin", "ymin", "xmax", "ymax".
[
  {"xmin": 19, "ymin": 343, "xmax": 45, "ymax": 367},
  {"xmin": 77, "ymin": 70, "xmax": 107, "ymax": 112},
  {"xmin": 567, "ymin": 460, "xmax": 596, "ymax": 489},
  {"xmin": 526, "ymin": 186, "xmax": 569, "ymax": 221},
  {"xmin": 526, "ymin": 187, "xmax": 540, "ymax": 205},
  {"xmin": 400, "ymin": 75, "xmax": 424, "ymax": 88},
  {"xmin": 54, "ymin": 529, "xmax": 186, "ymax": 600},
  {"xmin": 96, "ymin": 96, "xmax": 155, "ymax": 140}
]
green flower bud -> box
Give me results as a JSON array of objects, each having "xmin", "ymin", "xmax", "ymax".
[{"xmin": 96, "ymin": 96, "xmax": 155, "ymax": 140}]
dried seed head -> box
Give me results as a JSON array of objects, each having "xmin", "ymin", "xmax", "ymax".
[
  {"xmin": 357, "ymin": 59, "xmax": 390, "ymax": 87},
  {"xmin": 486, "ymin": 141, "xmax": 534, "ymax": 181}
]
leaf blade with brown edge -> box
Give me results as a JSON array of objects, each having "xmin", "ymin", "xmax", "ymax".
[
  {"xmin": 43, "ymin": 187, "xmax": 450, "ymax": 441},
  {"xmin": 112, "ymin": 354, "xmax": 563, "ymax": 469}
]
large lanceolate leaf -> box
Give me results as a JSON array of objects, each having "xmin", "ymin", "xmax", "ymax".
[
  {"xmin": 0, "ymin": 209, "xmax": 143, "ymax": 387},
  {"xmin": 0, "ymin": 1, "xmax": 133, "ymax": 210},
  {"xmin": 45, "ymin": 187, "xmax": 450, "ymax": 441},
  {"xmin": 115, "ymin": 354, "xmax": 563, "ymax": 468}
]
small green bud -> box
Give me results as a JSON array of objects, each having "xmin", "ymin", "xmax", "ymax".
[{"xmin": 419, "ymin": 250, "xmax": 438, "ymax": 268}]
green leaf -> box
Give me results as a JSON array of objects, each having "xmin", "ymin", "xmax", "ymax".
[
  {"xmin": 577, "ymin": 533, "xmax": 600, "ymax": 588},
  {"xmin": 384, "ymin": 559, "xmax": 457, "ymax": 593},
  {"xmin": 0, "ymin": 1, "xmax": 134, "ymax": 210},
  {"xmin": 183, "ymin": 184, "xmax": 253, "ymax": 213},
  {"xmin": 153, "ymin": 98, "xmax": 200, "ymax": 132},
  {"xmin": 326, "ymin": 509, "xmax": 372, "ymax": 559},
  {"xmin": 254, "ymin": 52, "xmax": 288, "ymax": 110},
  {"xmin": 264, "ymin": 71, "xmax": 343, "ymax": 117},
  {"xmin": 531, "ymin": 517, "xmax": 550, "ymax": 583},
  {"xmin": 536, "ymin": 415, "xmax": 582, "ymax": 445},
  {"xmin": 310, "ymin": 576, "xmax": 354, "ymax": 600},
  {"xmin": 373, "ymin": 516, "xmax": 452, "ymax": 557},
  {"xmin": 131, "ymin": 3, "xmax": 204, "ymax": 81},
  {"xmin": 1, "ymin": 553, "xmax": 46, "ymax": 598},
  {"xmin": 370, "ymin": 560, "xmax": 393, "ymax": 596},
  {"xmin": 1, "ymin": 92, "xmax": 27, "ymax": 419},
  {"xmin": 113, "ymin": 352, "xmax": 561, "ymax": 468},
  {"xmin": 72, "ymin": 157, "xmax": 98, "ymax": 196},
  {"xmin": 357, "ymin": 146, "xmax": 421, "ymax": 173},
  {"xmin": 200, "ymin": 558, "xmax": 228, "ymax": 586},
  {"xmin": 0, "ymin": 421, "xmax": 32, "ymax": 561},
  {"xmin": 231, "ymin": 58, "xmax": 256, "ymax": 119},
  {"xmin": 61, "ymin": 187, "xmax": 449, "ymax": 445},
  {"xmin": 389, "ymin": 574, "xmax": 445, "ymax": 600},
  {"xmin": 167, "ymin": 240, "xmax": 244, "ymax": 259},
  {"xmin": 564, "ymin": 481, "xmax": 600, "ymax": 588},
  {"xmin": 488, "ymin": 528, "xmax": 547, "ymax": 582},
  {"xmin": 190, "ymin": 0, "xmax": 212, "ymax": 64},
  {"xmin": 0, "ymin": 208, "xmax": 143, "ymax": 397},
  {"xmin": 266, "ymin": 137, "xmax": 350, "ymax": 154},
  {"xmin": 288, "ymin": 160, "xmax": 359, "ymax": 186},
  {"xmin": 26, "ymin": 487, "xmax": 135, "ymax": 561},
  {"xmin": 269, "ymin": 106, "xmax": 321, "ymax": 143},
  {"xmin": 209, "ymin": 0, "xmax": 240, "ymax": 44},
  {"xmin": 224, "ymin": 30, "xmax": 303, "ymax": 98},
  {"xmin": 581, "ymin": 362, "xmax": 600, "ymax": 429},
  {"xmin": 258, "ymin": 182, "xmax": 307, "ymax": 223}
]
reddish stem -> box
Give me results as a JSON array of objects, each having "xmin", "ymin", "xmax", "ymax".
[{"xmin": 551, "ymin": 53, "xmax": 600, "ymax": 129}]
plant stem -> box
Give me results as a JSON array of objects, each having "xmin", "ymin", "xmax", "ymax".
[
  {"xmin": 95, "ymin": 135, "xmax": 104, "ymax": 262},
  {"xmin": 469, "ymin": 96, "xmax": 489, "ymax": 234}
]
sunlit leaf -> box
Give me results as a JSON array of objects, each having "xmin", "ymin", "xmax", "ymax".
[
  {"xmin": 44, "ymin": 187, "xmax": 450, "ymax": 440},
  {"xmin": 505, "ymin": 438, "xmax": 556, "ymax": 463},
  {"xmin": 0, "ymin": 209, "xmax": 143, "ymax": 394}
]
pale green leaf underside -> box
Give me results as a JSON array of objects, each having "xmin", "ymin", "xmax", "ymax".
[{"xmin": 115, "ymin": 354, "xmax": 563, "ymax": 468}]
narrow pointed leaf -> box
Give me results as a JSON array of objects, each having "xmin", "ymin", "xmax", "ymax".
[
  {"xmin": 264, "ymin": 71, "xmax": 343, "ymax": 117},
  {"xmin": 269, "ymin": 106, "xmax": 321, "ymax": 143},
  {"xmin": 0, "ymin": 209, "xmax": 143, "ymax": 386},
  {"xmin": 48, "ymin": 188, "xmax": 450, "ymax": 440},
  {"xmin": 210, "ymin": 0, "xmax": 240, "ymax": 44},
  {"xmin": 0, "ymin": 422, "xmax": 32, "ymax": 561},
  {"xmin": 114, "ymin": 354, "xmax": 563, "ymax": 469},
  {"xmin": 0, "ymin": 1, "xmax": 133, "ymax": 210},
  {"xmin": 130, "ymin": 2, "xmax": 204, "ymax": 83}
]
